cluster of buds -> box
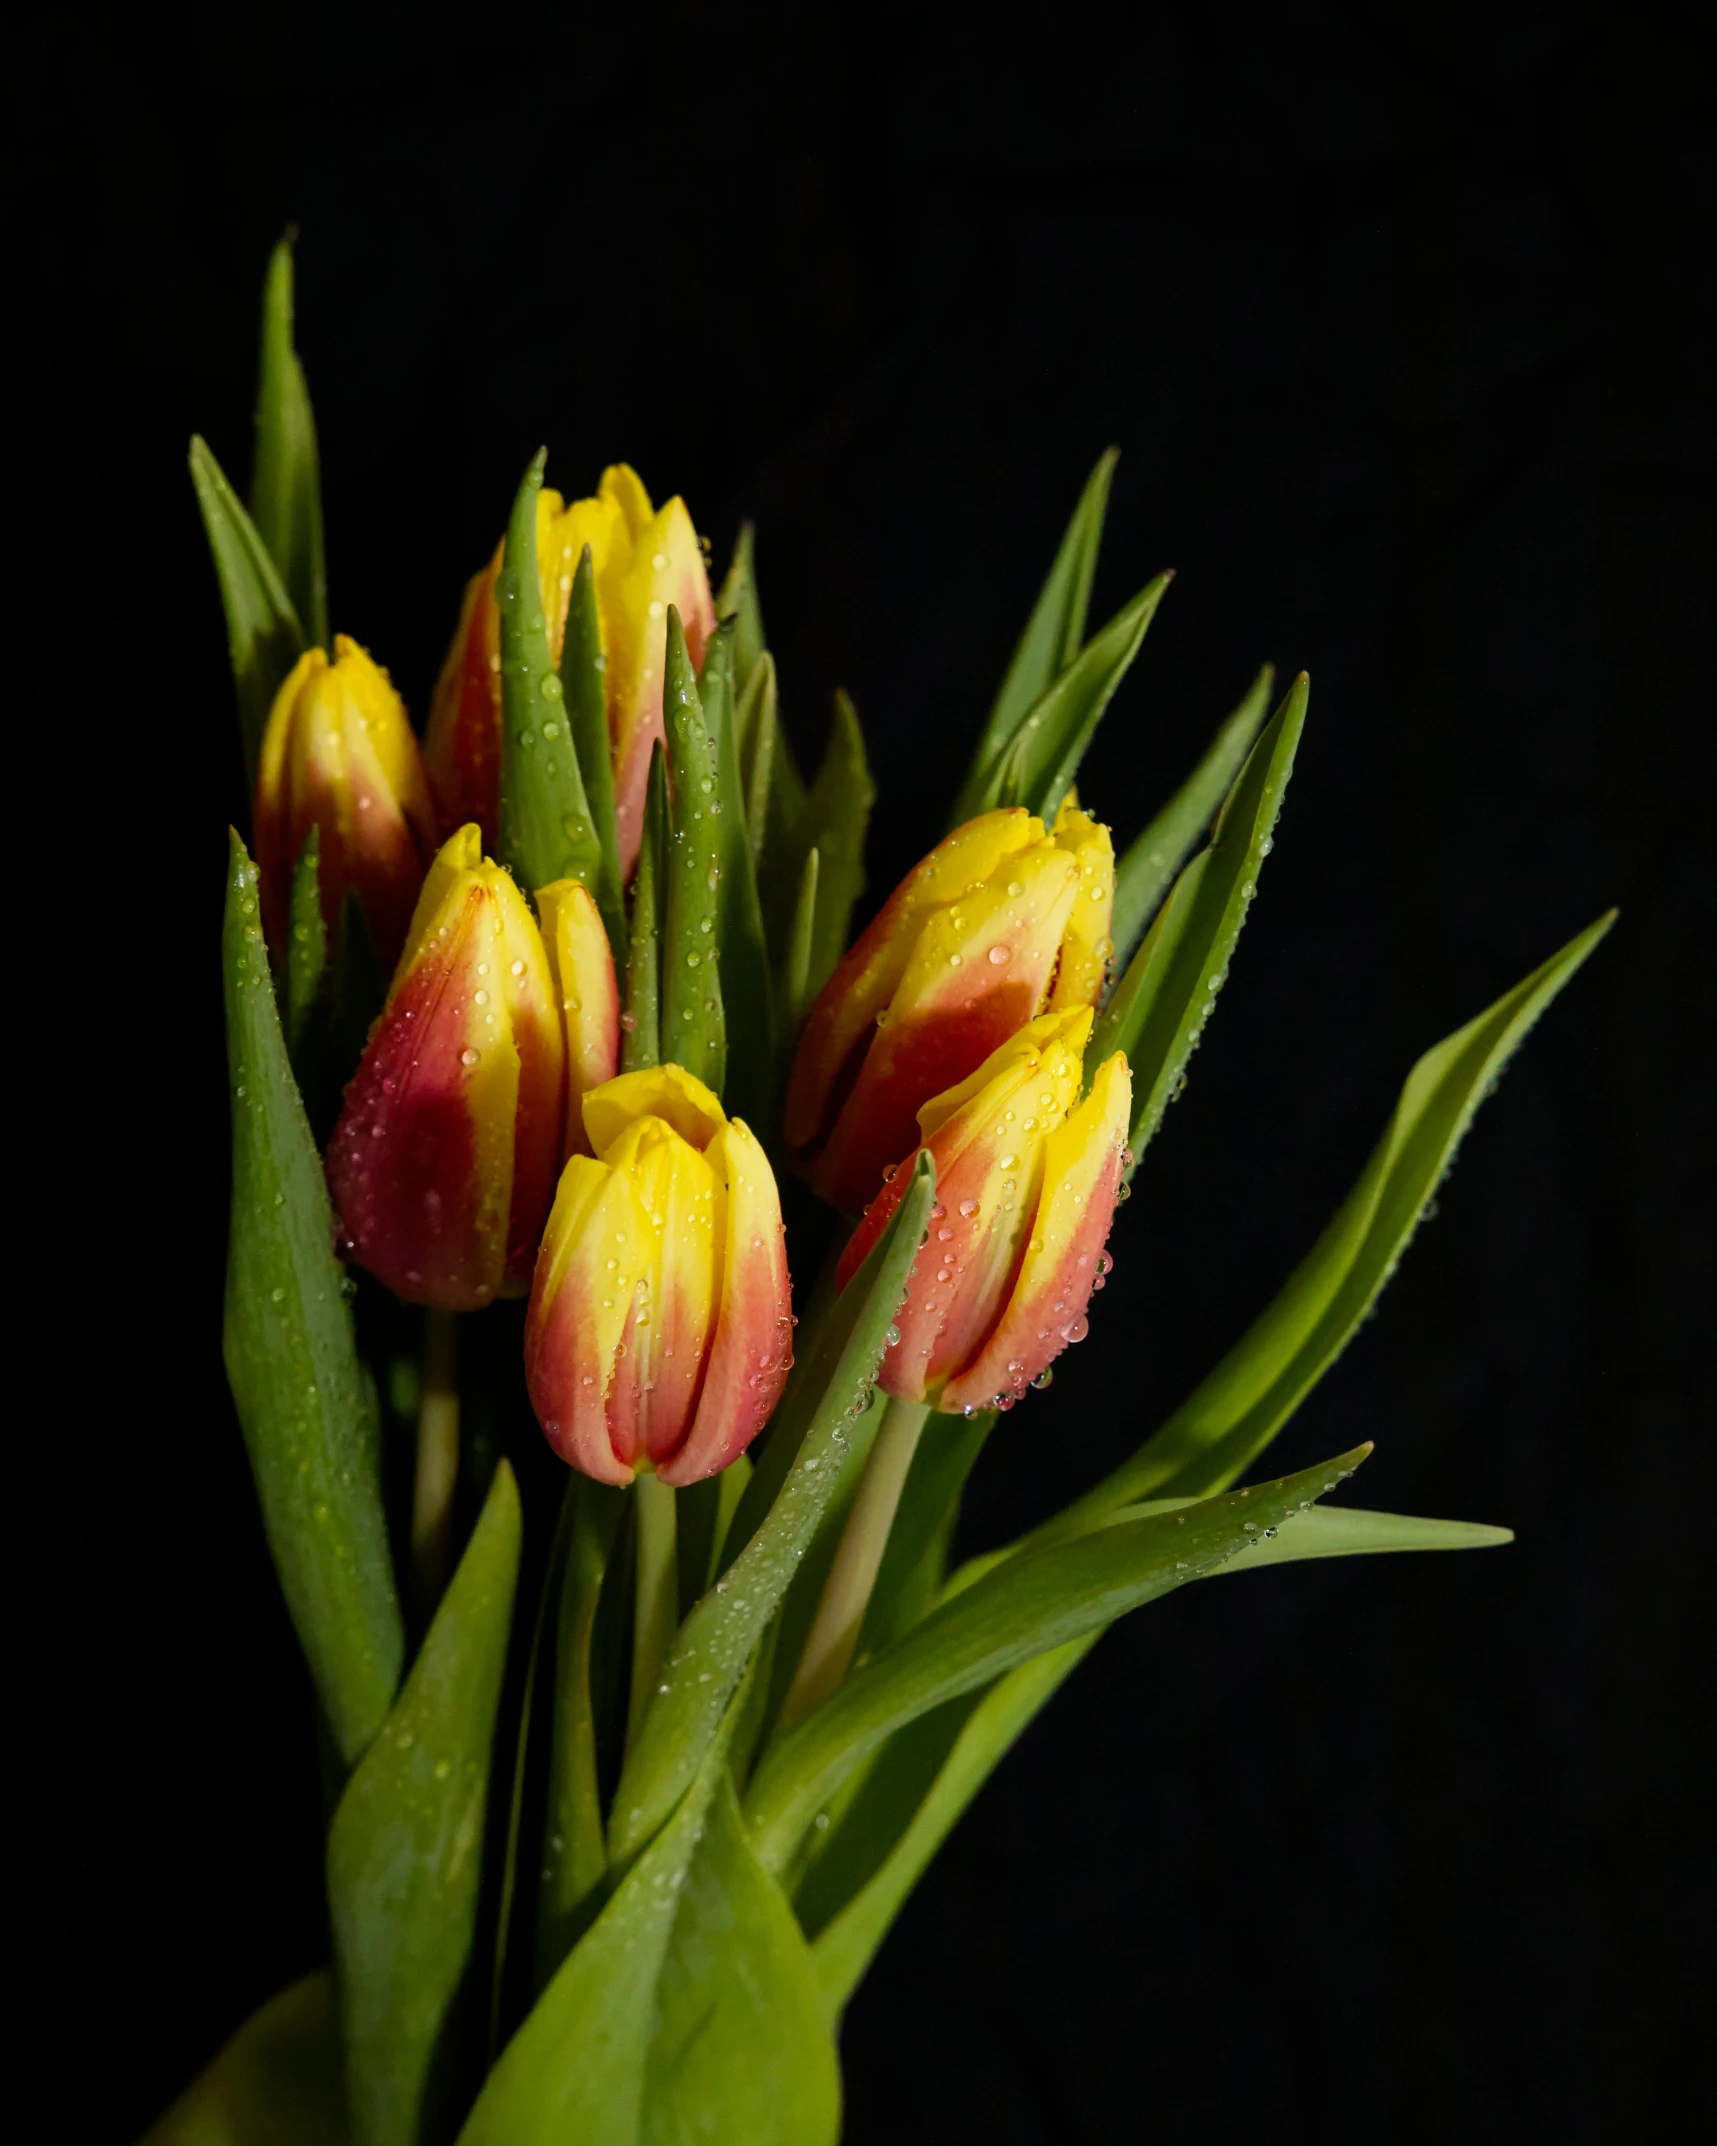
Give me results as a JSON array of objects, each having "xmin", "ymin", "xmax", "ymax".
[{"xmin": 424, "ymin": 463, "xmax": 714, "ymax": 876}]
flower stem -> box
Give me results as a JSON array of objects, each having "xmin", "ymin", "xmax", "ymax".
[
  {"xmin": 627, "ymin": 1472, "xmax": 679, "ymax": 1756},
  {"xmin": 411, "ymin": 1308, "xmax": 460, "ymax": 1618},
  {"xmin": 779, "ymin": 1399, "xmax": 930, "ymax": 1730}
]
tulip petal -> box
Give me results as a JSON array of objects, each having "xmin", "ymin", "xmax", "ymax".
[
  {"xmin": 425, "ymin": 557, "xmax": 505, "ymax": 848},
  {"xmin": 808, "ymin": 840, "xmax": 1081, "ymax": 1214},
  {"xmin": 526, "ymin": 1157, "xmax": 654, "ymax": 1485},
  {"xmin": 1046, "ymin": 801, "xmax": 1115, "ymax": 1013},
  {"xmin": 785, "ymin": 811, "xmax": 1042, "ymax": 1155},
  {"xmin": 601, "ymin": 1119, "xmax": 722, "ymax": 1470},
  {"xmin": 582, "ymin": 1064, "xmax": 726, "ymax": 1158},
  {"xmin": 538, "ymin": 881, "xmax": 621, "ymax": 1160},
  {"xmin": 608, "ymin": 497, "xmax": 718, "ymax": 881},
  {"xmin": 661, "ymin": 1121, "xmax": 794, "ymax": 1487},
  {"xmin": 600, "ymin": 463, "xmax": 654, "ymax": 542},
  {"xmin": 489, "ymin": 872, "xmax": 567, "ymax": 1287},
  {"xmin": 940, "ymin": 1052, "xmax": 1131, "ymax": 1414},
  {"xmin": 328, "ymin": 883, "xmax": 517, "ymax": 1309}
]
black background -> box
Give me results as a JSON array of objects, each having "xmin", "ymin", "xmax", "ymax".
[{"xmin": 26, "ymin": 2, "xmax": 1712, "ymax": 2140}]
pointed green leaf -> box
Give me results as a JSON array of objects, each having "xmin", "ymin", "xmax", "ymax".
[
  {"xmin": 496, "ymin": 452, "xmax": 606, "ymax": 899},
  {"xmin": 457, "ymin": 1698, "xmax": 739, "ymax": 2146},
  {"xmin": 743, "ymin": 1446, "xmax": 1371, "ymax": 1874},
  {"xmin": 1202, "ymin": 1503, "xmax": 1513, "ymax": 1569},
  {"xmin": 328, "ymin": 1462, "xmax": 522, "ymax": 2146},
  {"xmin": 716, "ymin": 521, "xmax": 768, "ymax": 695},
  {"xmin": 622, "ymin": 745, "xmax": 668, "ymax": 1072},
  {"xmin": 788, "ymin": 692, "xmax": 875, "ymax": 999},
  {"xmin": 251, "ymin": 236, "xmax": 328, "ymax": 652},
  {"xmin": 969, "ymin": 573, "xmax": 1170, "ymax": 827},
  {"xmin": 535, "ymin": 1481, "xmax": 627, "ymax": 1985},
  {"xmin": 222, "ymin": 834, "xmax": 402, "ymax": 1770},
  {"xmin": 736, "ymin": 651, "xmax": 779, "ymax": 853},
  {"xmin": 952, "ymin": 449, "xmax": 1118, "ymax": 826},
  {"xmin": 779, "ymin": 847, "xmax": 820, "ymax": 1047},
  {"xmin": 643, "ymin": 1777, "xmax": 841, "ymax": 2146},
  {"xmin": 285, "ymin": 827, "xmax": 327, "ymax": 1064},
  {"xmin": 1074, "ymin": 912, "xmax": 1615, "ymax": 1520},
  {"xmin": 1093, "ymin": 672, "xmax": 1307, "ymax": 1171},
  {"xmin": 704, "ymin": 620, "xmax": 776, "ymax": 1124},
  {"xmin": 191, "ymin": 437, "xmax": 305, "ymax": 793},
  {"xmin": 560, "ymin": 543, "xmax": 626, "ymax": 958},
  {"xmin": 609, "ymin": 1152, "xmax": 939, "ymax": 1868},
  {"xmin": 660, "ymin": 608, "xmax": 727, "ymax": 1090},
  {"xmin": 140, "ymin": 1969, "xmax": 347, "ymax": 2146},
  {"xmin": 1112, "ymin": 665, "xmax": 1275, "ymax": 961}
]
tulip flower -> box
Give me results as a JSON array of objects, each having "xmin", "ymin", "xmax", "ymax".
[
  {"xmin": 525, "ymin": 1066, "xmax": 793, "ymax": 1487},
  {"xmin": 327, "ymin": 825, "xmax": 565, "ymax": 1310},
  {"xmin": 425, "ymin": 466, "xmax": 715, "ymax": 876},
  {"xmin": 255, "ymin": 636, "xmax": 437, "ymax": 966},
  {"xmin": 786, "ymin": 802, "xmax": 1115, "ymax": 1214},
  {"xmin": 536, "ymin": 878, "xmax": 620, "ymax": 1159},
  {"xmin": 836, "ymin": 1008, "xmax": 1131, "ymax": 1415}
]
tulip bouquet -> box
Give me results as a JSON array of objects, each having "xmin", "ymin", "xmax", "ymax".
[{"xmin": 156, "ymin": 241, "xmax": 1612, "ymax": 2146}]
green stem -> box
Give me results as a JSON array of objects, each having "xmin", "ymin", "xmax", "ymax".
[
  {"xmin": 411, "ymin": 1309, "xmax": 460, "ymax": 1617},
  {"xmin": 777, "ymin": 1400, "xmax": 929, "ymax": 1732},
  {"xmin": 626, "ymin": 1473, "xmax": 679, "ymax": 1756}
]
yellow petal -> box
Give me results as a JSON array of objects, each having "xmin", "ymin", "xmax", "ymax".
[{"xmin": 582, "ymin": 1063, "xmax": 727, "ymax": 1159}]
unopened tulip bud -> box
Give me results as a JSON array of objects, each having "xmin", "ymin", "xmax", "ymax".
[
  {"xmin": 536, "ymin": 879, "xmax": 620, "ymax": 1159},
  {"xmin": 837, "ymin": 1009, "xmax": 1131, "ymax": 1414},
  {"xmin": 327, "ymin": 825, "xmax": 565, "ymax": 1309},
  {"xmin": 256, "ymin": 636, "xmax": 437, "ymax": 966},
  {"xmin": 525, "ymin": 1066, "xmax": 792, "ymax": 1487},
  {"xmin": 424, "ymin": 466, "xmax": 714, "ymax": 876},
  {"xmin": 786, "ymin": 802, "xmax": 1115, "ymax": 1213}
]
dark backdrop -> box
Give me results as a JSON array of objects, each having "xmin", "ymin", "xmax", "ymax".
[{"xmin": 27, "ymin": 2, "xmax": 1711, "ymax": 2140}]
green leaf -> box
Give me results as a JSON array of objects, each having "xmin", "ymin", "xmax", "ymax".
[
  {"xmin": 222, "ymin": 833, "xmax": 402, "ymax": 1770},
  {"xmin": 622, "ymin": 746, "xmax": 668, "ymax": 1072},
  {"xmin": 1072, "ymin": 911, "xmax": 1616, "ymax": 1519},
  {"xmin": 779, "ymin": 847, "xmax": 820, "ymax": 1047},
  {"xmin": 608, "ymin": 1152, "xmax": 940, "ymax": 1868},
  {"xmin": 703, "ymin": 620, "xmax": 776, "ymax": 1125},
  {"xmin": 790, "ymin": 693, "xmax": 875, "ymax": 1000},
  {"xmin": 457, "ymin": 1698, "xmax": 740, "ymax": 2146},
  {"xmin": 951, "ymin": 448, "xmax": 1118, "ymax": 826},
  {"xmin": 716, "ymin": 521, "xmax": 768, "ymax": 695},
  {"xmin": 660, "ymin": 608, "xmax": 728, "ymax": 1090},
  {"xmin": 806, "ymin": 1639, "xmax": 1090, "ymax": 2019},
  {"xmin": 328, "ymin": 1462, "xmax": 522, "ymax": 2146},
  {"xmin": 1111, "ymin": 665, "xmax": 1275, "ymax": 961},
  {"xmin": 191, "ymin": 436, "xmax": 305, "ymax": 793},
  {"xmin": 742, "ymin": 1445, "xmax": 1371, "ymax": 1874},
  {"xmin": 496, "ymin": 451, "xmax": 606, "ymax": 900},
  {"xmin": 1200, "ymin": 1503, "xmax": 1513, "ymax": 1569},
  {"xmin": 285, "ymin": 828, "xmax": 327, "ymax": 1066},
  {"xmin": 736, "ymin": 652, "xmax": 780, "ymax": 855},
  {"xmin": 643, "ymin": 1777, "xmax": 841, "ymax": 2146},
  {"xmin": 560, "ymin": 542, "xmax": 627, "ymax": 958},
  {"xmin": 537, "ymin": 1481, "xmax": 627, "ymax": 1985},
  {"xmin": 1092, "ymin": 671, "xmax": 1307, "ymax": 1172},
  {"xmin": 971, "ymin": 574, "xmax": 1171, "ymax": 827},
  {"xmin": 140, "ymin": 1970, "xmax": 347, "ymax": 2146},
  {"xmin": 251, "ymin": 235, "xmax": 328, "ymax": 652}
]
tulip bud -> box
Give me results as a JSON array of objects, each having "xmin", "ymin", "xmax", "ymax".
[
  {"xmin": 536, "ymin": 879, "xmax": 620, "ymax": 1159},
  {"xmin": 327, "ymin": 825, "xmax": 565, "ymax": 1309},
  {"xmin": 786, "ymin": 802, "xmax": 1115, "ymax": 1214},
  {"xmin": 525, "ymin": 1066, "xmax": 793, "ymax": 1487},
  {"xmin": 424, "ymin": 467, "xmax": 714, "ymax": 876},
  {"xmin": 836, "ymin": 1009, "xmax": 1131, "ymax": 1415},
  {"xmin": 256, "ymin": 636, "xmax": 437, "ymax": 966}
]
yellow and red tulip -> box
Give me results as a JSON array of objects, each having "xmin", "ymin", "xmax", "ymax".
[
  {"xmin": 424, "ymin": 466, "xmax": 715, "ymax": 876},
  {"xmin": 525, "ymin": 1067, "xmax": 793, "ymax": 1487},
  {"xmin": 327, "ymin": 825, "xmax": 566, "ymax": 1310},
  {"xmin": 255, "ymin": 635, "xmax": 437, "ymax": 966},
  {"xmin": 786, "ymin": 802, "xmax": 1115, "ymax": 1214},
  {"xmin": 836, "ymin": 1009, "xmax": 1131, "ymax": 1415}
]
